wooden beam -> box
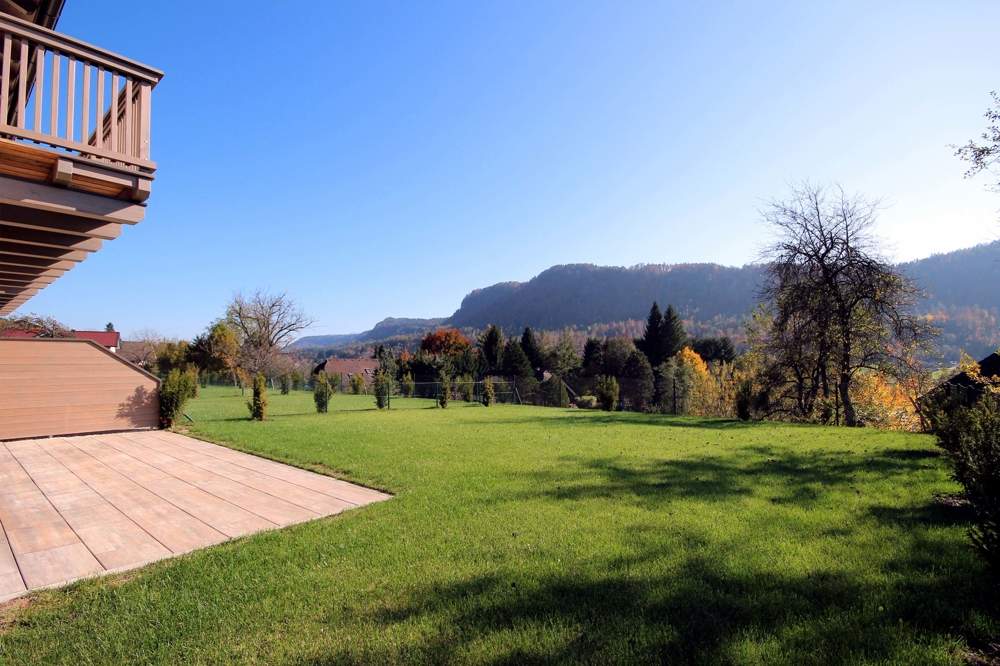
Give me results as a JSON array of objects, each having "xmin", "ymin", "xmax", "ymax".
[
  {"xmin": 0, "ymin": 174, "xmax": 146, "ymax": 224},
  {"xmin": 0, "ymin": 272, "xmax": 57, "ymax": 284},
  {"xmin": 0, "ymin": 226, "xmax": 102, "ymax": 252},
  {"xmin": 0, "ymin": 203, "xmax": 123, "ymax": 239}
]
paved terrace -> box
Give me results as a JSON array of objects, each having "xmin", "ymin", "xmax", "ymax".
[{"xmin": 0, "ymin": 431, "xmax": 389, "ymax": 600}]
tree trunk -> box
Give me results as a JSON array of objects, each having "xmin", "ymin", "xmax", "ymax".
[{"xmin": 839, "ymin": 372, "xmax": 856, "ymax": 426}]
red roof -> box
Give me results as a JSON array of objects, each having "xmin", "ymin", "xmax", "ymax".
[
  {"xmin": 0, "ymin": 328, "xmax": 41, "ymax": 338},
  {"xmin": 1, "ymin": 327, "xmax": 121, "ymax": 349},
  {"xmin": 71, "ymin": 330, "xmax": 121, "ymax": 348}
]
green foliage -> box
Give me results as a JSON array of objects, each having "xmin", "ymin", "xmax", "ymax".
[
  {"xmin": 540, "ymin": 376, "xmax": 570, "ymax": 408},
  {"xmin": 736, "ymin": 378, "xmax": 754, "ymax": 421},
  {"xmin": 438, "ymin": 373, "xmax": 451, "ymax": 408},
  {"xmin": 502, "ymin": 340, "xmax": 533, "ymax": 378},
  {"xmin": 601, "ymin": 338, "xmax": 635, "ymax": 377},
  {"xmin": 935, "ymin": 394, "xmax": 1000, "ymax": 571},
  {"xmin": 482, "ymin": 376, "xmax": 496, "ymax": 406},
  {"xmin": 159, "ymin": 368, "xmax": 196, "ymax": 427},
  {"xmin": 402, "ymin": 372, "xmax": 415, "ymax": 398},
  {"xmin": 458, "ymin": 374, "xmax": 475, "ymax": 402},
  {"xmin": 691, "ymin": 336, "xmax": 737, "ymax": 363},
  {"xmin": 350, "ymin": 374, "xmax": 366, "ymax": 395},
  {"xmin": 313, "ymin": 371, "xmax": 331, "ymax": 413},
  {"xmin": 479, "ymin": 325, "xmax": 504, "ymax": 375},
  {"xmin": 247, "ymin": 373, "xmax": 268, "ymax": 420},
  {"xmin": 622, "ymin": 350, "xmax": 654, "ymax": 411},
  {"xmin": 637, "ymin": 301, "xmax": 666, "ymax": 366},
  {"xmin": 658, "ymin": 357, "xmax": 695, "ymax": 414},
  {"xmin": 373, "ymin": 370, "xmax": 394, "ymax": 410},
  {"xmin": 581, "ymin": 338, "xmax": 604, "ymax": 377},
  {"xmin": 545, "ymin": 330, "xmax": 581, "ymax": 377},
  {"xmin": 660, "ymin": 304, "xmax": 687, "ymax": 360},
  {"xmin": 279, "ymin": 374, "xmax": 292, "ymax": 395},
  {"xmin": 575, "ymin": 394, "xmax": 599, "ymax": 409},
  {"xmin": 521, "ymin": 327, "xmax": 544, "ymax": 376},
  {"xmin": 594, "ymin": 375, "xmax": 619, "ymax": 411}
]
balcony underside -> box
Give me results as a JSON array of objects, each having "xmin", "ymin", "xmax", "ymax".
[{"xmin": 0, "ymin": 154, "xmax": 148, "ymax": 315}]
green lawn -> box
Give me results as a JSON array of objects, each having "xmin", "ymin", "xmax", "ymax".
[{"xmin": 1, "ymin": 386, "xmax": 996, "ymax": 664}]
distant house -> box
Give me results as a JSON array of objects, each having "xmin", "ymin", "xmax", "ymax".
[
  {"xmin": 931, "ymin": 352, "xmax": 1000, "ymax": 406},
  {"xmin": 69, "ymin": 330, "xmax": 121, "ymax": 353},
  {"xmin": 312, "ymin": 357, "xmax": 379, "ymax": 389},
  {"xmin": 0, "ymin": 327, "xmax": 121, "ymax": 352}
]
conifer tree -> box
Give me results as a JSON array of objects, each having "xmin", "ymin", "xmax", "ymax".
[
  {"xmin": 660, "ymin": 304, "xmax": 687, "ymax": 360},
  {"xmin": 637, "ymin": 302, "xmax": 665, "ymax": 366}
]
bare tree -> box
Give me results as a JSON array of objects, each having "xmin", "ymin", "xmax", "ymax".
[
  {"xmin": 0, "ymin": 313, "xmax": 70, "ymax": 337},
  {"xmin": 955, "ymin": 91, "xmax": 1000, "ymax": 193},
  {"xmin": 226, "ymin": 290, "xmax": 313, "ymax": 376},
  {"xmin": 760, "ymin": 183, "xmax": 936, "ymax": 426},
  {"xmin": 121, "ymin": 328, "xmax": 166, "ymax": 370}
]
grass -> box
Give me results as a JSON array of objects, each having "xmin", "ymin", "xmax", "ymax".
[{"xmin": 1, "ymin": 386, "xmax": 997, "ymax": 664}]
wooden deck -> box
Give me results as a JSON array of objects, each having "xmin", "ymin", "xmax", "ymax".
[{"xmin": 0, "ymin": 431, "xmax": 390, "ymax": 601}]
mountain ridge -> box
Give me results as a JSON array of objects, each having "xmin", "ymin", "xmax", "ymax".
[{"xmin": 292, "ymin": 241, "xmax": 1000, "ymax": 361}]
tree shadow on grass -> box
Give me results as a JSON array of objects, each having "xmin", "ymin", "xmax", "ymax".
[
  {"xmin": 495, "ymin": 445, "xmax": 947, "ymax": 509},
  {"xmin": 298, "ymin": 537, "xmax": 997, "ymax": 665}
]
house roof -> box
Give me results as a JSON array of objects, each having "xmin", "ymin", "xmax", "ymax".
[
  {"xmin": 940, "ymin": 352, "xmax": 1000, "ymax": 390},
  {"xmin": 71, "ymin": 330, "xmax": 121, "ymax": 348},
  {"xmin": 0, "ymin": 327, "xmax": 120, "ymax": 348},
  {"xmin": 313, "ymin": 357, "xmax": 379, "ymax": 377}
]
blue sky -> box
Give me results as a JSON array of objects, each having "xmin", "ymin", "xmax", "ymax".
[{"xmin": 23, "ymin": 0, "xmax": 1000, "ymax": 338}]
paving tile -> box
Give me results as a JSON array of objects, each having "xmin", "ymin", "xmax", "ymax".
[
  {"xmin": 0, "ymin": 530, "xmax": 25, "ymax": 599},
  {"xmin": 0, "ymin": 431, "xmax": 390, "ymax": 599},
  {"xmin": 16, "ymin": 542, "xmax": 103, "ymax": 589}
]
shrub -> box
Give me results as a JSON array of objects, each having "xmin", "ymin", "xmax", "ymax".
[
  {"xmin": 402, "ymin": 372, "xmax": 415, "ymax": 398},
  {"xmin": 184, "ymin": 366, "xmax": 200, "ymax": 398},
  {"xmin": 279, "ymin": 374, "xmax": 291, "ymax": 395},
  {"xmin": 935, "ymin": 394, "xmax": 1000, "ymax": 571},
  {"xmin": 439, "ymin": 374, "xmax": 451, "ymax": 408},
  {"xmin": 595, "ymin": 375, "xmax": 619, "ymax": 411},
  {"xmin": 328, "ymin": 372, "xmax": 341, "ymax": 393},
  {"xmin": 350, "ymin": 374, "xmax": 365, "ymax": 395},
  {"xmin": 459, "ymin": 374, "xmax": 474, "ymax": 402},
  {"xmin": 482, "ymin": 377, "xmax": 495, "ymax": 406},
  {"xmin": 541, "ymin": 376, "xmax": 570, "ymax": 408},
  {"xmin": 314, "ymin": 371, "xmax": 331, "ymax": 413},
  {"xmin": 374, "ymin": 370, "xmax": 394, "ymax": 409},
  {"xmin": 247, "ymin": 372, "xmax": 268, "ymax": 420},
  {"xmin": 159, "ymin": 368, "xmax": 195, "ymax": 427},
  {"xmin": 576, "ymin": 395, "xmax": 599, "ymax": 409},
  {"xmin": 736, "ymin": 378, "xmax": 754, "ymax": 421}
]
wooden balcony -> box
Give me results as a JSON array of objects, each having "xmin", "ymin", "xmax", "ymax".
[{"xmin": 0, "ymin": 11, "xmax": 163, "ymax": 316}]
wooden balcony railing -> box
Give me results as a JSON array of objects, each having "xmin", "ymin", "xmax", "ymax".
[{"xmin": 0, "ymin": 13, "xmax": 163, "ymax": 175}]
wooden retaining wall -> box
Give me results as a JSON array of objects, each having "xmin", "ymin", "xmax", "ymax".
[{"xmin": 0, "ymin": 338, "xmax": 160, "ymax": 440}]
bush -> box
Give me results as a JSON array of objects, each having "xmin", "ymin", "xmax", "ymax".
[
  {"xmin": 279, "ymin": 374, "xmax": 291, "ymax": 395},
  {"xmin": 736, "ymin": 378, "xmax": 754, "ymax": 421},
  {"xmin": 459, "ymin": 374, "xmax": 474, "ymax": 402},
  {"xmin": 314, "ymin": 371, "xmax": 331, "ymax": 413},
  {"xmin": 439, "ymin": 374, "xmax": 451, "ymax": 408},
  {"xmin": 540, "ymin": 376, "xmax": 570, "ymax": 407},
  {"xmin": 374, "ymin": 370, "xmax": 393, "ymax": 409},
  {"xmin": 159, "ymin": 368, "xmax": 196, "ymax": 427},
  {"xmin": 935, "ymin": 394, "xmax": 1000, "ymax": 572},
  {"xmin": 482, "ymin": 376, "xmax": 495, "ymax": 407},
  {"xmin": 575, "ymin": 395, "xmax": 598, "ymax": 409},
  {"xmin": 595, "ymin": 375, "xmax": 619, "ymax": 411},
  {"xmin": 402, "ymin": 372, "xmax": 415, "ymax": 398},
  {"xmin": 247, "ymin": 372, "xmax": 268, "ymax": 420},
  {"xmin": 185, "ymin": 366, "xmax": 200, "ymax": 398},
  {"xmin": 350, "ymin": 374, "xmax": 365, "ymax": 395}
]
